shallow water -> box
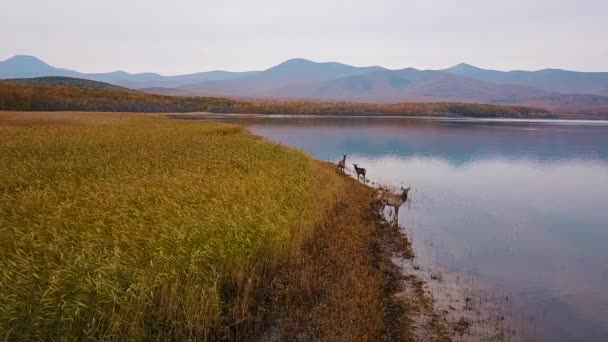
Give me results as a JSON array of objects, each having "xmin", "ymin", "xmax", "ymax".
[{"xmin": 193, "ymin": 115, "xmax": 608, "ymax": 341}]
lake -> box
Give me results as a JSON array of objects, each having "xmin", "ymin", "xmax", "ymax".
[{"xmin": 192, "ymin": 115, "xmax": 608, "ymax": 341}]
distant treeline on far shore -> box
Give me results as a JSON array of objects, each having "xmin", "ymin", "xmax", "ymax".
[{"xmin": 0, "ymin": 77, "xmax": 554, "ymax": 118}]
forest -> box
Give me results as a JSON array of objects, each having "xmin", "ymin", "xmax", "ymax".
[{"xmin": 0, "ymin": 78, "xmax": 554, "ymax": 118}]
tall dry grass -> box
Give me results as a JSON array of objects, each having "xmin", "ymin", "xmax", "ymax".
[{"xmin": 0, "ymin": 112, "xmax": 347, "ymax": 340}]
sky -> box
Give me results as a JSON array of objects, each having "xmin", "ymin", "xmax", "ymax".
[{"xmin": 1, "ymin": 0, "xmax": 607, "ymax": 75}]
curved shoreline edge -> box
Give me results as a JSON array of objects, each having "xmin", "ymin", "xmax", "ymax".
[
  {"xmin": 170, "ymin": 112, "xmax": 608, "ymax": 124},
  {"xmin": 280, "ymin": 166, "xmax": 512, "ymax": 342},
  {"xmin": 0, "ymin": 112, "xmax": 511, "ymax": 341}
]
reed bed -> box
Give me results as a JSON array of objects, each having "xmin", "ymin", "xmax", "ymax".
[{"xmin": 0, "ymin": 112, "xmax": 346, "ymax": 340}]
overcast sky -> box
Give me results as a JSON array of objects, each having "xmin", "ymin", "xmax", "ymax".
[{"xmin": 1, "ymin": 0, "xmax": 607, "ymax": 75}]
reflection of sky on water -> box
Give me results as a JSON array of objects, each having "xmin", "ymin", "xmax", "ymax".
[
  {"xmin": 206, "ymin": 116, "xmax": 608, "ymax": 341},
  {"xmin": 246, "ymin": 117, "xmax": 608, "ymax": 165},
  {"xmin": 367, "ymin": 156, "xmax": 608, "ymax": 342}
]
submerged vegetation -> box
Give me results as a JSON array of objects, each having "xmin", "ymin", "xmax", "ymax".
[{"xmin": 0, "ymin": 78, "xmax": 553, "ymax": 118}]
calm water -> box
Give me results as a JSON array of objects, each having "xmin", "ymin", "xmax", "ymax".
[{"xmin": 199, "ymin": 115, "xmax": 608, "ymax": 341}]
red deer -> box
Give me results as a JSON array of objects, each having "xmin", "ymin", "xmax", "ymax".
[
  {"xmin": 353, "ymin": 163, "xmax": 366, "ymax": 182},
  {"xmin": 377, "ymin": 186, "xmax": 411, "ymax": 225},
  {"xmin": 337, "ymin": 154, "xmax": 347, "ymax": 173}
]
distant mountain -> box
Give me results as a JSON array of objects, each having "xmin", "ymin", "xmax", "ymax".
[
  {"xmin": 250, "ymin": 58, "xmax": 386, "ymax": 83},
  {"xmin": 0, "ymin": 55, "xmax": 258, "ymax": 88},
  {"xmin": 289, "ymin": 68, "xmax": 552, "ymax": 103},
  {"xmin": 2, "ymin": 55, "xmax": 608, "ymax": 117},
  {"xmin": 89, "ymin": 70, "xmax": 260, "ymax": 89},
  {"xmin": 179, "ymin": 66, "xmax": 608, "ymax": 114},
  {"xmin": 180, "ymin": 66, "xmax": 608, "ymax": 117},
  {"xmin": 443, "ymin": 63, "xmax": 608, "ymax": 97},
  {"xmin": 180, "ymin": 58, "xmax": 387, "ymax": 96},
  {"xmin": 0, "ymin": 55, "xmax": 79, "ymax": 79}
]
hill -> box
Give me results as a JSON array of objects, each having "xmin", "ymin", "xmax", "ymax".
[
  {"xmin": 3, "ymin": 76, "xmax": 127, "ymax": 89},
  {"xmin": 0, "ymin": 55, "xmax": 79, "ymax": 79},
  {"xmin": 443, "ymin": 63, "xmax": 608, "ymax": 97},
  {"xmin": 2, "ymin": 55, "xmax": 608, "ymax": 117},
  {"xmin": 0, "ymin": 79, "xmax": 553, "ymax": 118},
  {"xmin": 0, "ymin": 55, "xmax": 258, "ymax": 88},
  {"xmin": 280, "ymin": 68, "xmax": 551, "ymax": 103},
  {"xmin": 177, "ymin": 67, "xmax": 608, "ymax": 117},
  {"xmin": 180, "ymin": 58, "xmax": 387, "ymax": 96}
]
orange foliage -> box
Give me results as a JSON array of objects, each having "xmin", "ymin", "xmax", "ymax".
[{"xmin": 0, "ymin": 82, "xmax": 553, "ymax": 118}]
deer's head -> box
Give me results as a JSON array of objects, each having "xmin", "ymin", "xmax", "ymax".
[{"xmin": 400, "ymin": 186, "xmax": 411, "ymax": 198}]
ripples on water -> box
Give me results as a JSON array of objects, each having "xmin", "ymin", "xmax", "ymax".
[{"xmin": 194, "ymin": 115, "xmax": 608, "ymax": 341}]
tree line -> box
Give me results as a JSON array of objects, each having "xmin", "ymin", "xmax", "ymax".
[{"xmin": 0, "ymin": 81, "xmax": 554, "ymax": 118}]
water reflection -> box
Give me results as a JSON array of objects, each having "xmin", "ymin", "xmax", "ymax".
[
  {"xmin": 363, "ymin": 156, "xmax": 608, "ymax": 341},
  {"xmin": 236, "ymin": 117, "xmax": 608, "ymax": 164},
  {"xmin": 193, "ymin": 115, "xmax": 608, "ymax": 341}
]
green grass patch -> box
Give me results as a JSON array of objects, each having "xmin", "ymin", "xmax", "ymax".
[{"xmin": 0, "ymin": 112, "xmax": 345, "ymax": 340}]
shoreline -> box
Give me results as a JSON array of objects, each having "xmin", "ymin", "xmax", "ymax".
[
  {"xmin": 263, "ymin": 154, "xmax": 516, "ymax": 340},
  {"xmin": 0, "ymin": 112, "xmax": 516, "ymax": 341},
  {"xmin": 169, "ymin": 112, "xmax": 608, "ymax": 124},
  {"xmin": 332, "ymin": 167, "xmax": 518, "ymax": 341},
  {"xmin": 169, "ymin": 111, "xmax": 522, "ymax": 340}
]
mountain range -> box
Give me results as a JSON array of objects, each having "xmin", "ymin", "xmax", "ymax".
[
  {"xmin": 0, "ymin": 55, "xmax": 257, "ymax": 89},
  {"xmin": 2, "ymin": 55, "xmax": 608, "ymax": 116}
]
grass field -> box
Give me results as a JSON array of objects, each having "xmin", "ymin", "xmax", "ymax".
[{"xmin": 0, "ymin": 112, "xmax": 357, "ymax": 340}]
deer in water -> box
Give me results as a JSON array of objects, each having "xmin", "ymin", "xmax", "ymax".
[
  {"xmin": 353, "ymin": 163, "xmax": 366, "ymax": 182},
  {"xmin": 337, "ymin": 154, "xmax": 347, "ymax": 173},
  {"xmin": 377, "ymin": 186, "xmax": 411, "ymax": 225}
]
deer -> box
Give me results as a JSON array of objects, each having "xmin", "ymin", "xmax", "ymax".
[
  {"xmin": 377, "ymin": 186, "xmax": 411, "ymax": 225},
  {"xmin": 353, "ymin": 163, "xmax": 366, "ymax": 182},
  {"xmin": 337, "ymin": 154, "xmax": 347, "ymax": 173}
]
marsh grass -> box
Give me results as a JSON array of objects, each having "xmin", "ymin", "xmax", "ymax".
[{"xmin": 0, "ymin": 112, "xmax": 347, "ymax": 340}]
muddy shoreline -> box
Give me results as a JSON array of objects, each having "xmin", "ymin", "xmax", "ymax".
[
  {"xmin": 259, "ymin": 165, "xmax": 517, "ymax": 341},
  {"xmin": 359, "ymin": 174, "xmax": 518, "ymax": 341},
  {"xmin": 166, "ymin": 112, "xmax": 518, "ymax": 340}
]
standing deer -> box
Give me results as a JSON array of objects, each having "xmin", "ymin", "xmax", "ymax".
[
  {"xmin": 337, "ymin": 154, "xmax": 347, "ymax": 173},
  {"xmin": 353, "ymin": 163, "xmax": 366, "ymax": 182},
  {"xmin": 377, "ymin": 186, "xmax": 411, "ymax": 225}
]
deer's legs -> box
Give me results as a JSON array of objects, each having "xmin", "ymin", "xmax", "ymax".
[{"xmin": 394, "ymin": 206, "xmax": 400, "ymax": 225}]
